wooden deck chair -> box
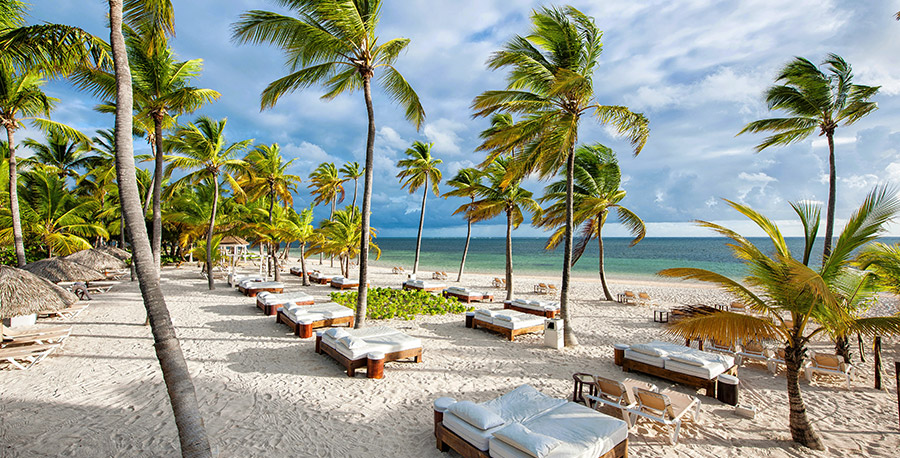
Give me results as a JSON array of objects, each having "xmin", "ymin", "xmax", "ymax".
[
  {"xmin": 1, "ymin": 328, "xmax": 71, "ymax": 348},
  {"xmin": 585, "ymin": 376, "xmax": 657, "ymax": 426},
  {"xmin": 630, "ymin": 387, "xmax": 701, "ymax": 444},
  {"xmin": 39, "ymin": 304, "xmax": 88, "ymax": 320},
  {"xmin": 736, "ymin": 339, "xmax": 772, "ymax": 369},
  {"xmin": 534, "ymin": 283, "xmax": 549, "ymax": 294},
  {"xmin": 547, "ymin": 284, "xmax": 558, "ymax": 296},
  {"xmin": 0, "ymin": 343, "xmax": 60, "ymax": 370},
  {"xmin": 622, "ymin": 291, "xmax": 637, "ymax": 305},
  {"xmin": 492, "ymin": 277, "xmax": 505, "ymax": 288},
  {"xmin": 805, "ymin": 352, "xmax": 854, "ymax": 389},
  {"xmin": 637, "ymin": 292, "xmax": 658, "ymax": 307}
]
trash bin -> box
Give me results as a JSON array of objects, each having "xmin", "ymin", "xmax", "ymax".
[
  {"xmin": 717, "ymin": 374, "xmax": 739, "ymax": 406},
  {"xmin": 544, "ymin": 319, "xmax": 563, "ymax": 349}
]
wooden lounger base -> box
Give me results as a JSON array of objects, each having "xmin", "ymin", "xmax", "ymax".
[
  {"xmin": 331, "ymin": 284, "xmax": 359, "ymax": 290},
  {"xmin": 443, "ymin": 291, "xmax": 493, "ymax": 303},
  {"xmin": 238, "ymin": 286, "xmax": 283, "ymax": 297},
  {"xmin": 502, "ymin": 302, "xmax": 558, "ymax": 319},
  {"xmin": 275, "ymin": 310, "xmax": 355, "ymax": 338},
  {"xmin": 472, "ymin": 318, "xmax": 543, "ymax": 341},
  {"xmin": 257, "ymin": 299, "xmax": 314, "ymax": 316},
  {"xmin": 315, "ymin": 335, "xmax": 422, "ymax": 378},
  {"xmin": 620, "ymin": 357, "xmax": 736, "ymax": 397},
  {"xmin": 310, "ymin": 277, "xmax": 330, "ymax": 285}
]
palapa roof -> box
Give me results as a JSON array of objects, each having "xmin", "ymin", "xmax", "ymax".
[
  {"xmin": 95, "ymin": 245, "xmax": 131, "ymax": 261},
  {"xmin": 24, "ymin": 257, "xmax": 105, "ymax": 283},
  {"xmin": 64, "ymin": 248, "xmax": 127, "ymax": 271},
  {"xmin": 220, "ymin": 235, "xmax": 249, "ymax": 246},
  {"xmin": 0, "ymin": 266, "xmax": 78, "ymax": 318}
]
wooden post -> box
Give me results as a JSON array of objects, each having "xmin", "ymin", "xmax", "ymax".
[{"xmin": 874, "ymin": 336, "xmax": 882, "ymax": 390}]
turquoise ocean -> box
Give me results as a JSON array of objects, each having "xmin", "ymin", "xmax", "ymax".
[{"xmin": 290, "ymin": 237, "xmax": 900, "ymax": 281}]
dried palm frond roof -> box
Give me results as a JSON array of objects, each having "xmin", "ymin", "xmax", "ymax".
[
  {"xmin": 64, "ymin": 248, "xmax": 127, "ymax": 271},
  {"xmin": 24, "ymin": 257, "xmax": 105, "ymax": 283},
  {"xmin": 220, "ymin": 235, "xmax": 249, "ymax": 246},
  {"xmin": 95, "ymin": 245, "xmax": 131, "ymax": 261},
  {"xmin": 0, "ymin": 266, "xmax": 78, "ymax": 318}
]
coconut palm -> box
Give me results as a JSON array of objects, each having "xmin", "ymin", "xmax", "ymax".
[
  {"xmin": 340, "ymin": 161, "xmax": 363, "ymax": 209},
  {"xmin": 857, "ymin": 243, "xmax": 900, "ymax": 294},
  {"xmin": 443, "ymin": 167, "xmax": 483, "ymax": 282},
  {"xmin": 396, "ymin": 141, "xmax": 441, "ymax": 274},
  {"xmin": 459, "ymin": 156, "xmax": 541, "ymax": 301},
  {"xmin": 472, "ymin": 6, "xmax": 649, "ymax": 346},
  {"xmin": 307, "ymin": 206, "xmax": 380, "ymax": 278},
  {"xmin": 21, "ymin": 129, "xmax": 97, "ymax": 179},
  {"xmin": 538, "ymin": 144, "xmax": 645, "ymax": 301},
  {"xmin": 166, "ymin": 117, "xmax": 251, "ymax": 290},
  {"xmin": 233, "ymin": 0, "xmax": 425, "ymax": 328},
  {"xmin": 308, "ymin": 162, "xmax": 344, "ymax": 266},
  {"xmin": 658, "ymin": 186, "xmax": 900, "ymax": 450},
  {"xmin": 738, "ymin": 54, "xmax": 879, "ymax": 258},
  {"xmin": 285, "ymin": 205, "xmax": 315, "ymax": 286}
]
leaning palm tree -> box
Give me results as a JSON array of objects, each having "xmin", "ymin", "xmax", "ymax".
[
  {"xmin": 443, "ymin": 167, "xmax": 483, "ymax": 282},
  {"xmin": 22, "ymin": 129, "xmax": 97, "ymax": 179},
  {"xmin": 472, "ymin": 6, "xmax": 649, "ymax": 346},
  {"xmin": 538, "ymin": 144, "xmax": 645, "ymax": 301},
  {"xmin": 738, "ymin": 54, "xmax": 879, "ymax": 258},
  {"xmin": 233, "ymin": 0, "xmax": 425, "ymax": 329},
  {"xmin": 339, "ymin": 161, "xmax": 363, "ymax": 208},
  {"xmin": 658, "ymin": 186, "xmax": 900, "ymax": 450},
  {"xmin": 396, "ymin": 141, "xmax": 441, "ymax": 274},
  {"xmin": 166, "ymin": 116, "xmax": 251, "ymax": 290},
  {"xmin": 459, "ymin": 156, "xmax": 541, "ymax": 301},
  {"xmin": 105, "ymin": 1, "xmax": 213, "ymax": 455}
]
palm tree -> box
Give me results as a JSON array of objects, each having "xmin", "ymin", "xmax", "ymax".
[
  {"xmin": 738, "ymin": 54, "xmax": 879, "ymax": 258},
  {"xmin": 443, "ymin": 167, "xmax": 483, "ymax": 282},
  {"xmin": 307, "ymin": 206, "xmax": 380, "ymax": 278},
  {"xmin": 340, "ymin": 161, "xmax": 363, "ymax": 208},
  {"xmin": 857, "ymin": 243, "xmax": 900, "ymax": 294},
  {"xmin": 239, "ymin": 143, "xmax": 302, "ymax": 281},
  {"xmin": 472, "ymin": 6, "xmax": 649, "ymax": 346},
  {"xmin": 459, "ymin": 156, "xmax": 541, "ymax": 301},
  {"xmin": 396, "ymin": 141, "xmax": 441, "ymax": 274},
  {"xmin": 538, "ymin": 144, "xmax": 645, "ymax": 301},
  {"xmin": 233, "ymin": 0, "xmax": 425, "ymax": 329},
  {"xmin": 308, "ymin": 162, "xmax": 344, "ymax": 266},
  {"xmin": 166, "ymin": 116, "xmax": 251, "ymax": 290},
  {"xmin": 285, "ymin": 205, "xmax": 315, "ymax": 286},
  {"xmin": 21, "ymin": 129, "xmax": 96, "ymax": 179},
  {"xmin": 658, "ymin": 187, "xmax": 900, "ymax": 450}
]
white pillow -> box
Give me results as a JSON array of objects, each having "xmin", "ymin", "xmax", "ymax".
[
  {"xmin": 325, "ymin": 328, "xmax": 350, "ymax": 339},
  {"xmin": 493, "ymin": 422, "xmax": 561, "ymax": 458},
  {"xmin": 338, "ymin": 336, "xmax": 367, "ymax": 350},
  {"xmin": 668, "ymin": 353, "xmax": 709, "ymax": 367},
  {"xmin": 447, "ymin": 401, "xmax": 504, "ymax": 430},
  {"xmin": 629, "ymin": 343, "xmax": 668, "ymax": 357}
]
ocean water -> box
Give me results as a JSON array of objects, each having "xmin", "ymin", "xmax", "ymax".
[{"xmin": 288, "ymin": 237, "xmax": 900, "ymax": 281}]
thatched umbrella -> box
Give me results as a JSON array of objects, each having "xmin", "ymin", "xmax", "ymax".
[
  {"xmin": 64, "ymin": 248, "xmax": 127, "ymax": 271},
  {"xmin": 95, "ymin": 245, "xmax": 131, "ymax": 261},
  {"xmin": 24, "ymin": 257, "xmax": 106, "ymax": 283},
  {"xmin": 0, "ymin": 266, "xmax": 78, "ymax": 319}
]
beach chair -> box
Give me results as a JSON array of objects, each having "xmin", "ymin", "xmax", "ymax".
[
  {"xmin": 1, "ymin": 327, "xmax": 71, "ymax": 348},
  {"xmin": 584, "ymin": 375, "xmax": 657, "ymax": 426},
  {"xmin": 491, "ymin": 277, "xmax": 505, "ymax": 288},
  {"xmin": 805, "ymin": 352, "xmax": 854, "ymax": 389},
  {"xmin": 768, "ymin": 348, "xmax": 786, "ymax": 374},
  {"xmin": 39, "ymin": 304, "xmax": 89, "ymax": 320},
  {"xmin": 637, "ymin": 292, "xmax": 658, "ymax": 307},
  {"xmin": 534, "ymin": 283, "xmax": 549, "ymax": 294},
  {"xmin": 547, "ymin": 284, "xmax": 558, "ymax": 296},
  {"xmin": 707, "ymin": 339, "xmax": 738, "ymax": 355},
  {"xmin": 0, "ymin": 343, "xmax": 60, "ymax": 370},
  {"xmin": 622, "ymin": 291, "xmax": 637, "ymax": 305},
  {"xmin": 736, "ymin": 339, "xmax": 773, "ymax": 370},
  {"xmin": 629, "ymin": 387, "xmax": 701, "ymax": 444}
]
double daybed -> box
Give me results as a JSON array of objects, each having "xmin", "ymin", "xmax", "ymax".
[
  {"xmin": 615, "ymin": 340, "xmax": 736, "ymax": 397},
  {"xmin": 238, "ymin": 280, "xmax": 284, "ymax": 297},
  {"xmin": 276, "ymin": 302, "xmax": 354, "ymax": 338},
  {"xmin": 228, "ymin": 274, "xmax": 263, "ymax": 288},
  {"xmin": 316, "ymin": 326, "xmax": 422, "ymax": 378},
  {"xmin": 255, "ymin": 291, "xmax": 314, "ymax": 316},
  {"xmin": 403, "ymin": 279, "xmax": 446, "ymax": 292},
  {"xmin": 470, "ymin": 309, "xmax": 545, "ymax": 341},
  {"xmin": 503, "ymin": 298, "xmax": 560, "ymax": 318},
  {"xmin": 434, "ymin": 384, "xmax": 628, "ymax": 458},
  {"xmin": 330, "ymin": 277, "xmax": 361, "ymax": 290},
  {"xmin": 309, "ymin": 271, "xmax": 330, "ymax": 285},
  {"xmin": 289, "ymin": 266, "xmax": 304, "ymax": 277},
  {"xmin": 443, "ymin": 286, "xmax": 493, "ymax": 303}
]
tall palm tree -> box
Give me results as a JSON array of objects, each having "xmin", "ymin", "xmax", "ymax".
[
  {"xmin": 472, "ymin": 6, "xmax": 649, "ymax": 346},
  {"xmin": 285, "ymin": 205, "xmax": 315, "ymax": 286},
  {"xmin": 443, "ymin": 167, "xmax": 483, "ymax": 282},
  {"xmin": 308, "ymin": 161, "xmax": 344, "ymax": 266},
  {"xmin": 396, "ymin": 141, "xmax": 441, "ymax": 274},
  {"xmin": 340, "ymin": 161, "xmax": 363, "ymax": 208},
  {"xmin": 106, "ymin": 2, "xmax": 212, "ymax": 455},
  {"xmin": 658, "ymin": 187, "xmax": 900, "ymax": 450},
  {"xmin": 22, "ymin": 129, "xmax": 96, "ymax": 179},
  {"xmin": 459, "ymin": 156, "xmax": 541, "ymax": 301},
  {"xmin": 538, "ymin": 144, "xmax": 645, "ymax": 301},
  {"xmin": 738, "ymin": 54, "xmax": 879, "ymax": 258},
  {"xmin": 166, "ymin": 116, "xmax": 251, "ymax": 290},
  {"xmin": 233, "ymin": 0, "xmax": 425, "ymax": 329}
]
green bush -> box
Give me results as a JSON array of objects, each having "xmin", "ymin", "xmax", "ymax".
[{"xmin": 331, "ymin": 287, "xmax": 474, "ymax": 320}]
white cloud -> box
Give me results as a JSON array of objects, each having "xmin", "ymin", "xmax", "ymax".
[
  {"xmin": 423, "ymin": 118, "xmax": 467, "ymax": 156},
  {"xmin": 811, "ymin": 136, "xmax": 856, "ymax": 149},
  {"xmin": 737, "ymin": 172, "xmax": 777, "ymax": 183}
]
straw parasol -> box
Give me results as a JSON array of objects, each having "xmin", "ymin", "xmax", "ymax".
[
  {"xmin": 64, "ymin": 248, "xmax": 127, "ymax": 271},
  {"xmin": 0, "ymin": 266, "xmax": 78, "ymax": 319},
  {"xmin": 95, "ymin": 245, "xmax": 131, "ymax": 261},
  {"xmin": 23, "ymin": 257, "xmax": 106, "ymax": 283}
]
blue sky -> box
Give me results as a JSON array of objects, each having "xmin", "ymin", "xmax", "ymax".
[{"xmin": 20, "ymin": 1, "xmax": 900, "ymax": 237}]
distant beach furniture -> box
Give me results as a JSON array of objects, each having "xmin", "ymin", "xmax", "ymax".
[
  {"xmin": 38, "ymin": 304, "xmax": 88, "ymax": 320},
  {"xmin": 728, "ymin": 301, "xmax": 746, "ymax": 313},
  {"xmin": 804, "ymin": 352, "xmax": 855, "ymax": 389},
  {"xmin": 255, "ymin": 291, "xmax": 314, "ymax": 316},
  {"xmin": 330, "ymin": 277, "xmax": 362, "ymax": 290},
  {"xmin": 615, "ymin": 341, "xmax": 737, "ymax": 397},
  {"xmin": 229, "ymin": 274, "xmax": 263, "ymax": 288},
  {"xmin": 391, "ymin": 266, "xmax": 406, "ymax": 275},
  {"xmin": 315, "ymin": 326, "xmax": 422, "ymax": 378},
  {"xmin": 403, "ymin": 279, "xmax": 446, "ymax": 292},
  {"xmin": 432, "ymin": 271, "xmax": 449, "ymax": 280},
  {"xmin": 503, "ymin": 298, "xmax": 559, "ymax": 318},
  {"xmin": 533, "ymin": 283, "xmax": 549, "ymax": 294},
  {"xmin": 309, "ymin": 271, "xmax": 331, "ymax": 285},
  {"xmin": 579, "ymin": 374, "xmax": 657, "ymax": 426},
  {"xmin": 238, "ymin": 281, "xmax": 284, "ymax": 297},
  {"xmin": 2, "ymin": 325, "xmax": 71, "ymax": 349},
  {"xmin": 630, "ymin": 387, "xmax": 701, "ymax": 444},
  {"xmin": 491, "ymin": 277, "xmax": 506, "ymax": 288},
  {"xmin": 469, "ymin": 309, "xmax": 545, "ymax": 341},
  {"xmin": 636, "ymin": 292, "xmax": 657, "ymax": 307},
  {"xmin": 735, "ymin": 339, "xmax": 774, "ymax": 372},
  {"xmin": 621, "ymin": 291, "xmax": 637, "ymax": 305},
  {"xmin": 442, "ymin": 286, "xmax": 493, "ymax": 303},
  {"xmin": 289, "ymin": 266, "xmax": 304, "ymax": 277},
  {"xmin": 276, "ymin": 302, "xmax": 354, "ymax": 338}
]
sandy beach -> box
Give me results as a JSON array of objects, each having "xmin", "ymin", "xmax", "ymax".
[{"xmin": 2, "ymin": 265, "xmax": 898, "ymax": 457}]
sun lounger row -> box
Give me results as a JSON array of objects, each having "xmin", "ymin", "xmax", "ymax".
[
  {"xmin": 1, "ymin": 325, "xmax": 73, "ymax": 370},
  {"xmin": 391, "ymin": 266, "xmax": 406, "ymax": 274},
  {"xmin": 470, "ymin": 309, "xmax": 545, "ymax": 341},
  {"xmin": 616, "ymin": 341, "xmax": 736, "ymax": 397},
  {"xmin": 503, "ymin": 298, "xmax": 560, "ymax": 318},
  {"xmin": 533, "ymin": 283, "xmax": 558, "ymax": 295},
  {"xmin": 442, "ymin": 286, "xmax": 493, "ymax": 303}
]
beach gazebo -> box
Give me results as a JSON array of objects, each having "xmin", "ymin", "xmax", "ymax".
[
  {"xmin": 24, "ymin": 257, "xmax": 105, "ymax": 283},
  {"xmin": 64, "ymin": 248, "xmax": 127, "ymax": 272},
  {"xmin": 95, "ymin": 245, "xmax": 132, "ymax": 261},
  {"xmin": 0, "ymin": 266, "xmax": 79, "ymax": 329},
  {"xmin": 219, "ymin": 235, "xmax": 250, "ymax": 269}
]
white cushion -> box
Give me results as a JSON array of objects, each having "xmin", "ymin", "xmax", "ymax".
[
  {"xmin": 668, "ymin": 353, "xmax": 708, "ymax": 367},
  {"xmin": 338, "ymin": 336, "xmax": 367, "ymax": 350},
  {"xmin": 493, "ymin": 422, "xmax": 561, "ymax": 458},
  {"xmin": 447, "ymin": 401, "xmax": 505, "ymax": 430},
  {"xmin": 325, "ymin": 328, "xmax": 350, "ymax": 339},
  {"xmin": 629, "ymin": 343, "xmax": 668, "ymax": 357}
]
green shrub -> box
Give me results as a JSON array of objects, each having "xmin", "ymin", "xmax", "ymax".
[{"xmin": 331, "ymin": 287, "xmax": 474, "ymax": 320}]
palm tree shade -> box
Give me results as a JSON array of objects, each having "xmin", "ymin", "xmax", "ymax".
[
  {"xmin": 443, "ymin": 167, "xmax": 483, "ymax": 282},
  {"xmin": 396, "ymin": 141, "xmax": 441, "ymax": 274}
]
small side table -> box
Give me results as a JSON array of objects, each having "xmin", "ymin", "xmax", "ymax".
[
  {"xmin": 653, "ymin": 309, "xmax": 669, "ymax": 323},
  {"xmin": 464, "ymin": 312, "xmax": 475, "ymax": 328}
]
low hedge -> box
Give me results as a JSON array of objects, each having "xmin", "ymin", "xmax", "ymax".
[{"xmin": 330, "ymin": 287, "xmax": 473, "ymax": 320}]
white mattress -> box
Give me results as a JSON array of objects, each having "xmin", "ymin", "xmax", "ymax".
[
  {"xmin": 624, "ymin": 349, "xmax": 665, "ymax": 368},
  {"xmin": 445, "ymin": 287, "xmax": 483, "ymax": 297},
  {"xmin": 510, "ymin": 299, "xmax": 560, "ymax": 311},
  {"xmin": 331, "ymin": 277, "xmax": 359, "ymax": 286},
  {"xmin": 283, "ymin": 303, "xmax": 352, "ymax": 322},
  {"xmin": 405, "ymin": 280, "xmax": 445, "ymax": 289},
  {"xmin": 321, "ymin": 326, "xmax": 422, "ymax": 361},
  {"xmin": 237, "ymin": 278, "xmax": 264, "ymax": 288},
  {"xmin": 257, "ymin": 291, "xmax": 313, "ymax": 305},
  {"xmin": 244, "ymin": 281, "xmax": 283, "ymax": 289},
  {"xmin": 289, "ymin": 266, "xmax": 303, "ymax": 274},
  {"xmin": 492, "ymin": 311, "xmax": 545, "ymax": 330},
  {"xmin": 443, "ymin": 412, "xmax": 499, "ymax": 451},
  {"xmin": 664, "ymin": 359, "xmax": 728, "ymax": 379}
]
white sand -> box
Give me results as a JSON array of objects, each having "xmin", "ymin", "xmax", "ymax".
[{"xmin": 2, "ymin": 264, "xmax": 898, "ymax": 457}]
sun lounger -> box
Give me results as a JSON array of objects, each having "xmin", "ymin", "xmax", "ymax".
[
  {"xmin": 255, "ymin": 291, "xmax": 314, "ymax": 316},
  {"xmin": 622, "ymin": 291, "xmax": 637, "ymax": 305},
  {"xmin": 0, "ymin": 343, "xmax": 60, "ymax": 370},
  {"xmin": 289, "ymin": 266, "xmax": 304, "ymax": 277},
  {"xmin": 636, "ymin": 292, "xmax": 658, "ymax": 307},
  {"xmin": 434, "ymin": 384, "xmax": 629, "ymax": 458},
  {"xmin": 38, "ymin": 304, "xmax": 88, "ymax": 320},
  {"xmin": 276, "ymin": 302, "xmax": 354, "ymax": 338},
  {"xmin": 616, "ymin": 341, "xmax": 736, "ymax": 397},
  {"xmin": 547, "ymin": 284, "xmax": 559, "ymax": 296},
  {"xmin": 629, "ymin": 387, "xmax": 701, "ymax": 444},
  {"xmin": 735, "ymin": 340, "xmax": 774, "ymax": 372},
  {"xmin": 503, "ymin": 298, "xmax": 560, "ymax": 318},
  {"xmin": 707, "ymin": 339, "xmax": 738, "ymax": 355},
  {"xmin": 238, "ymin": 281, "xmax": 284, "ymax": 297},
  {"xmin": 308, "ymin": 271, "xmax": 330, "ymax": 285},
  {"xmin": 490, "ymin": 277, "xmax": 506, "ymax": 288},
  {"xmin": 471, "ymin": 309, "xmax": 545, "ymax": 341},
  {"xmin": 316, "ymin": 326, "xmax": 422, "ymax": 377},
  {"xmin": 330, "ymin": 277, "xmax": 361, "ymax": 289},
  {"xmin": 230, "ymin": 274, "xmax": 263, "ymax": 288},
  {"xmin": 443, "ymin": 286, "xmax": 493, "ymax": 303},
  {"xmin": 582, "ymin": 375, "xmax": 658, "ymax": 426},
  {"xmin": 534, "ymin": 283, "xmax": 549, "ymax": 294},
  {"xmin": 2, "ymin": 326, "xmax": 71, "ymax": 348},
  {"xmin": 805, "ymin": 352, "xmax": 854, "ymax": 389},
  {"xmin": 391, "ymin": 266, "xmax": 405, "ymax": 274},
  {"xmin": 403, "ymin": 279, "xmax": 446, "ymax": 292},
  {"xmin": 432, "ymin": 271, "xmax": 448, "ymax": 280}
]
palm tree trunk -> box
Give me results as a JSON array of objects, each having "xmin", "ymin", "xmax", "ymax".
[
  {"xmin": 352, "ymin": 178, "xmax": 358, "ymax": 208},
  {"xmin": 152, "ymin": 116, "xmax": 164, "ymax": 269},
  {"xmin": 835, "ymin": 335, "xmax": 851, "ymax": 363},
  {"xmin": 823, "ymin": 132, "xmax": 836, "ymax": 258},
  {"xmin": 355, "ymin": 75, "xmax": 376, "ymax": 329},
  {"xmin": 457, "ymin": 209, "xmax": 472, "ymax": 282},
  {"xmin": 785, "ymin": 343, "xmax": 824, "ymax": 450},
  {"xmin": 598, "ymin": 219, "xmax": 613, "ymax": 301},
  {"xmin": 505, "ymin": 208, "xmax": 513, "ymax": 302},
  {"xmin": 119, "ymin": 207, "xmax": 126, "ymax": 248},
  {"xmin": 269, "ymin": 192, "xmax": 280, "ymax": 282},
  {"xmin": 330, "ymin": 198, "xmax": 335, "ymax": 268},
  {"xmin": 412, "ymin": 178, "xmax": 427, "ymax": 274},
  {"xmin": 6, "ymin": 127, "xmax": 25, "ymax": 267},
  {"xmin": 108, "ymin": 2, "xmax": 212, "ymax": 456},
  {"xmin": 874, "ymin": 336, "xmax": 882, "ymax": 389},
  {"xmin": 143, "ymin": 140, "xmax": 155, "ymax": 214},
  {"xmin": 206, "ymin": 177, "xmax": 219, "ymax": 291},
  {"xmin": 560, "ymin": 147, "xmax": 578, "ymax": 346},
  {"xmin": 299, "ymin": 242, "xmax": 309, "ymax": 286}
]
